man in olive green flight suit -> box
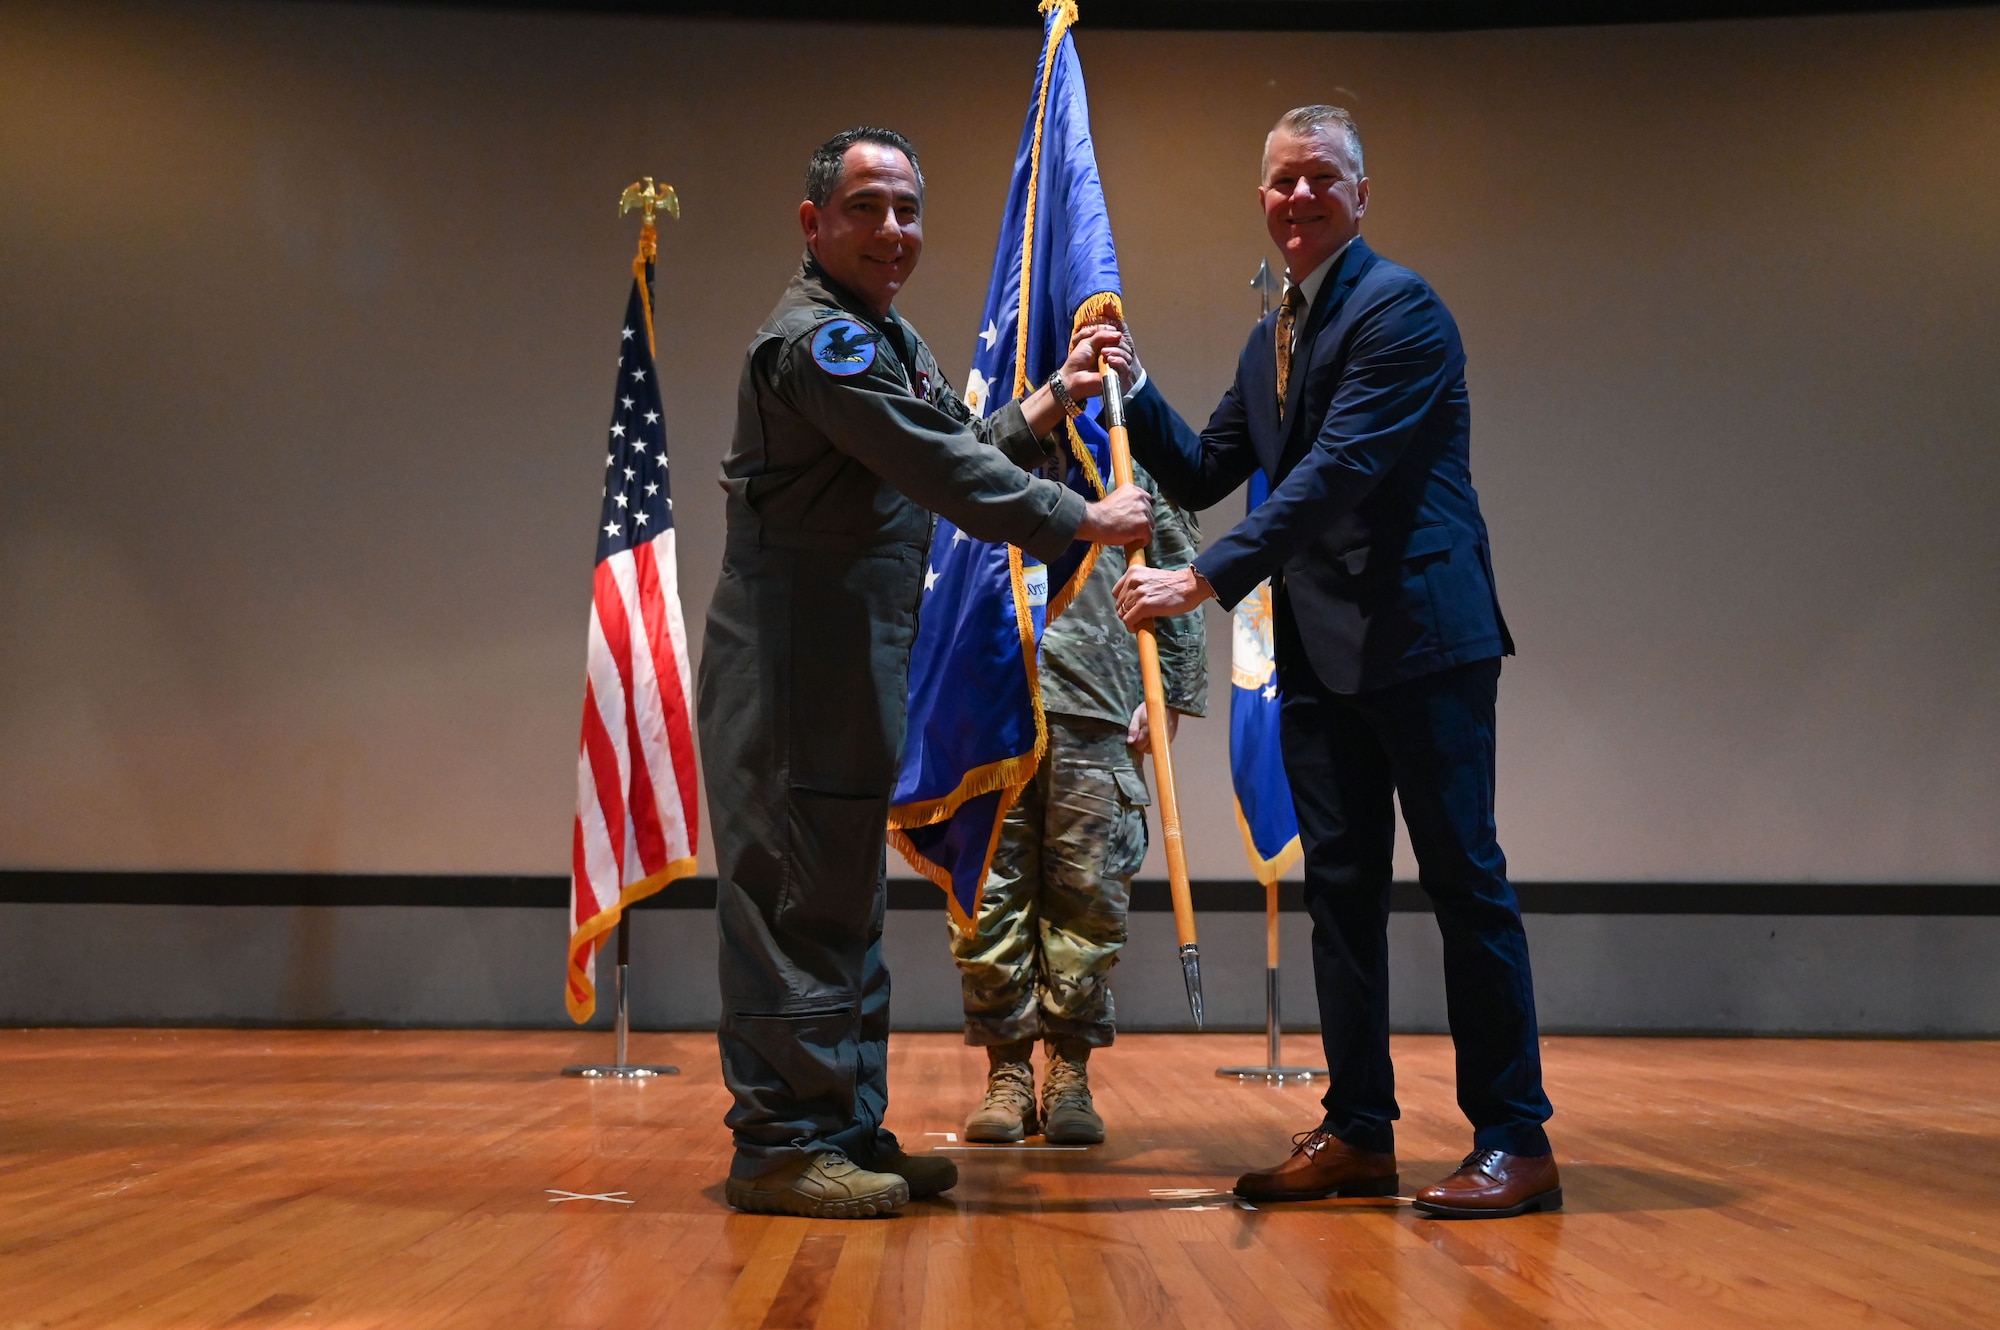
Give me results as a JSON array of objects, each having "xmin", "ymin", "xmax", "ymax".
[
  {"xmin": 696, "ymin": 126, "xmax": 1153, "ymax": 1219},
  {"xmin": 954, "ymin": 468, "xmax": 1207, "ymax": 1145}
]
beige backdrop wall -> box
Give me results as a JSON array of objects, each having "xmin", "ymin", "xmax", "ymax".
[{"xmin": 3, "ymin": 0, "xmax": 1996, "ymax": 883}]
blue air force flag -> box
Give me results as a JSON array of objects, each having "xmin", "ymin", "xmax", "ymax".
[
  {"xmin": 888, "ymin": 0, "xmax": 1122, "ymax": 922},
  {"xmin": 1230, "ymin": 470, "xmax": 1303, "ymax": 883}
]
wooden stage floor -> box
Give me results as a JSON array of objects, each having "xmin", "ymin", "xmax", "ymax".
[{"xmin": 0, "ymin": 1030, "xmax": 1994, "ymax": 1329}]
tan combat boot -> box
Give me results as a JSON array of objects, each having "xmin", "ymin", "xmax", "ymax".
[
  {"xmin": 964, "ymin": 1040, "xmax": 1039, "ymax": 1143},
  {"xmin": 723, "ymin": 1150, "xmax": 909, "ymax": 1219},
  {"xmin": 1041, "ymin": 1037, "xmax": 1105, "ymax": 1145}
]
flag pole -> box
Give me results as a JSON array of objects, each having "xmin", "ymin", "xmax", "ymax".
[
  {"xmin": 1266, "ymin": 880, "xmax": 1281, "ymax": 1066},
  {"xmin": 1098, "ymin": 364, "xmax": 1203, "ymax": 1028},
  {"xmin": 1215, "ymin": 256, "xmax": 1325, "ymax": 1079},
  {"xmin": 562, "ymin": 177, "xmax": 684, "ymax": 1081},
  {"xmin": 617, "ymin": 176, "xmax": 679, "ymax": 356},
  {"xmin": 565, "ymin": 912, "xmax": 677, "ymax": 1077},
  {"xmin": 1216, "ymin": 878, "xmax": 1325, "ymax": 1080}
]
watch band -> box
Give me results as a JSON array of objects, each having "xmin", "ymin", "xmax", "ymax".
[{"xmin": 1046, "ymin": 368, "xmax": 1084, "ymax": 418}]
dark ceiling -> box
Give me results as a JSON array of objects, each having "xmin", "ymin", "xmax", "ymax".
[{"xmin": 316, "ymin": 0, "xmax": 1987, "ymax": 32}]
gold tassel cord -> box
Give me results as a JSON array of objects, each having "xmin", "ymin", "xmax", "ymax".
[
  {"xmin": 619, "ymin": 177, "xmax": 680, "ymax": 358},
  {"xmin": 635, "ymin": 226, "xmax": 657, "ymax": 358},
  {"xmin": 893, "ymin": 0, "xmax": 1097, "ymax": 914},
  {"xmin": 1013, "ymin": 0, "xmax": 1082, "ymax": 399}
]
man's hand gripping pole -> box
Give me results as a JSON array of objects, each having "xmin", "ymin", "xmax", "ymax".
[{"xmin": 1098, "ymin": 361, "xmax": 1204, "ymax": 1028}]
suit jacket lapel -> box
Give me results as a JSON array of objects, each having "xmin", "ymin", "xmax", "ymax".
[{"xmin": 1280, "ymin": 237, "xmax": 1372, "ymax": 433}]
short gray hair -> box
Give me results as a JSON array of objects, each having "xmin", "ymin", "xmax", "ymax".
[{"xmin": 1266, "ymin": 105, "xmax": 1364, "ymax": 180}]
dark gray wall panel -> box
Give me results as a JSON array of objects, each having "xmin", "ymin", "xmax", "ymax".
[{"xmin": 6, "ymin": 904, "xmax": 1994, "ymax": 1036}]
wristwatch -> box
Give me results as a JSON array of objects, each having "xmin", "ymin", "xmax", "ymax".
[{"xmin": 1046, "ymin": 368, "xmax": 1084, "ymax": 418}]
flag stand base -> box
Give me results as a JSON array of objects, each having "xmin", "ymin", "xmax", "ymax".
[
  {"xmin": 1217, "ymin": 966, "xmax": 1326, "ymax": 1081},
  {"xmin": 564, "ymin": 916, "xmax": 678, "ymax": 1079}
]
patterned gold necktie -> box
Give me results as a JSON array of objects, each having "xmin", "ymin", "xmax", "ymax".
[{"xmin": 1274, "ymin": 282, "xmax": 1306, "ymax": 419}]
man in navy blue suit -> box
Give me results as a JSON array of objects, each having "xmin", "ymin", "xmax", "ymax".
[{"xmin": 1104, "ymin": 105, "xmax": 1560, "ymax": 1218}]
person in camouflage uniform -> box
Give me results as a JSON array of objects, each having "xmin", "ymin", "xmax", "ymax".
[{"xmin": 951, "ymin": 463, "xmax": 1207, "ymax": 1144}]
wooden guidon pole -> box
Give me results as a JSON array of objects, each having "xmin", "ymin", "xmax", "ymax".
[{"xmin": 1098, "ymin": 362, "xmax": 1203, "ymax": 1027}]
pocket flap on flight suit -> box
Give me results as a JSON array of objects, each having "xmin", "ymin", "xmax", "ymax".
[{"xmin": 1113, "ymin": 767, "xmax": 1152, "ymax": 807}]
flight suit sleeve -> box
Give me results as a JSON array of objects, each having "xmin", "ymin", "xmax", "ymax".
[
  {"xmin": 925, "ymin": 363, "xmax": 1068, "ymax": 476},
  {"xmin": 1140, "ymin": 473, "xmax": 1209, "ymax": 719},
  {"xmin": 777, "ymin": 329, "xmax": 1085, "ymax": 563}
]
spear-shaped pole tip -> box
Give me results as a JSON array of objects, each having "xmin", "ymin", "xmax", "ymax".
[
  {"xmin": 1180, "ymin": 943, "xmax": 1205, "ymax": 1029},
  {"xmin": 1251, "ymin": 259, "xmax": 1278, "ymax": 320}
]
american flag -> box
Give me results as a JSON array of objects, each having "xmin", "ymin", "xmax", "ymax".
[{"xmin": 567, "ymin": 275, "xmax": 699, "ymax": 1022}]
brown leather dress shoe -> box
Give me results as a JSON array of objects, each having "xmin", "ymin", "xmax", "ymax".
[
  {"xmin": 1412, "ymin": 1148, "xmax": 1562, "ymax": 1218},
  {"xmin": 1233, "ymin": 1129, "xmax": 1399, "ymax": 1202}
]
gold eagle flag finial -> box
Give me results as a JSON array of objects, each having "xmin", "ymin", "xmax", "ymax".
[
  {"xmin": 619, "ymin": 177, "xmax": 681, "ymax": 227},
  {"xmin": 620, "ymin": 177, "xmax": 681, "ymax": 269},
  {"xmin": 619, "ymin": 177, "xmax": 680, "ymax": 355}
]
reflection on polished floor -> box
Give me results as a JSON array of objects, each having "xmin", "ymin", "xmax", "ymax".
[{"xmin": 0, "ymin": 1029, "xmax": 1993, "ymax": 1328}]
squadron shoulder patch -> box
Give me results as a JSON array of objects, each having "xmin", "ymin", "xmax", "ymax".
[{"xmin": 810, "ymin": 318, "xmax": 879, "ymax": 377}]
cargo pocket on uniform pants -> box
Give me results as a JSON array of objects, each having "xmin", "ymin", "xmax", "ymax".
[
  {"xmin": 1104, "ymin": 766, "xmax": 1153, "ymax": 885},
  {"xmin": 779, "ymin": 786, "xmax": 889, "ymax": 944}
]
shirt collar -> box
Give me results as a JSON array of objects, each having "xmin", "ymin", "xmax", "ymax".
[
  {"xmin": 1286, "ymin": 237, "xmax": 1355, "ymax": 317},
  {"xmin": 800, "ymin": 252, "xmax": 920, "ymax": 379},
  {"xmin": 800, "ymin": 252, "xmax": 900, "ymax": 333}
]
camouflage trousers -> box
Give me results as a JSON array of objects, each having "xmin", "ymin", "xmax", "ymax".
[{"xmin": 950, "ymin": 714, "xmax": 1151, "ymax": 1048}]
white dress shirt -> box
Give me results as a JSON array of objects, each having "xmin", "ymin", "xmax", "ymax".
[{"xmin": 1284, "ymin": 237, "xmax": 1355, "ymax": 351}]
